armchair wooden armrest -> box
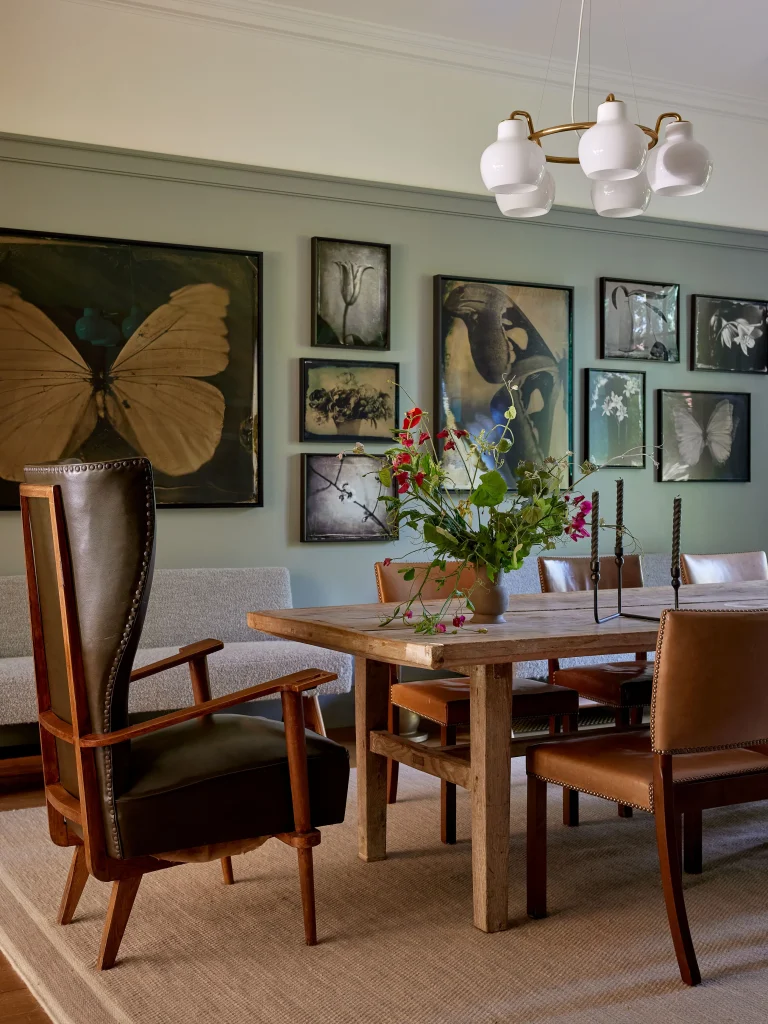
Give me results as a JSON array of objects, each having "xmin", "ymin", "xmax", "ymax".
[
  {"xmin": 54, "ymin": 669, "xmax": 337, "ymax": 748},
  {"xmin": 129, "ymin": 639, "xmax": 224, "ymax": 682}
]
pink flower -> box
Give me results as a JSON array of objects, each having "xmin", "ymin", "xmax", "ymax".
[
  {"xmin": 579, "ymin": 500, "xmax": 593, "ymax": 515},
  {"xmin": 418, "ymin": 431, "xmax": 430, "ymax": 445},
  {"xmin": 435, "ymin": 429, "xmax": 449, "ymax": 439},
  {"xmin": 392, "ymin": 452, "xmax": 412, "ymax": 469},
  {"xmin": 403, "ymin": 408, "xmax": 423, "ymax": 429},
  {"xmin": 399, "ymin": 433, "xmax": 414, "ymax": 448},
  {"xmin": 403, "ymin": 609, "xmax": 413, "ymax": 620},
  {"xmin": 383, "ymin": 558, "xmax": 392, "ymax": 567},
  {"xmin": 572, "ymin": 494, "xmax": 584, "ymax": 505},
  {"xmin": 436, "ymin": 623, "xmax": 447, "ymax": 633},
  {"xmin": 452, "ymin": 614, "xmax": 466, "ymax": 627},
  {"xmin": 413, "ymin": 471, "xmax": 425, "ymax": 487},
  {"xmin": 444, "ymin": 440, "xmax": 456, "ymax": 451}
]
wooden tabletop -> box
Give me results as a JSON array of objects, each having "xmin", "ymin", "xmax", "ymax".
[{"xmin": 248, "ymin": 580, "xmax": 768, "ymax": 669}]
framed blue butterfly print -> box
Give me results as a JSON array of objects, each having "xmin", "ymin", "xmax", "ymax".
[
  {"xmin": 656, "ymin": 389, "xmax": 750, "ymax": 483},
  {"xmin": 0, "ymin": 228, "xmax": 262, "ymax": 508}
]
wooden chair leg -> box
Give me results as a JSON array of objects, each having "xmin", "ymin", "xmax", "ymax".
[
  {"xmin": 302, "ymin": 694, "xmax": 327, "ymax": 736},
  {"xmin": 548, "ymin": 715, "xmax": 561, "ymax": 736},
  {"xmin": 440, "ymin": 725, "xmax": 457, "ymax": 845},
  {"xmin": 97, "ymin": 875, "xmax": 142, "ymax": 971},
  {"xmin": 653, "ymin": 755, "xmax": 701, "ymax": 986},
  {"xmin": 629, "ymin": 706, "xmax": 644, "ymax": 726},
  {"xmin": 58, "ymin": 846, "xmax": 89, "ymax": 925},
  {"xmin": 387, "ymin": 701, "xmax": 400, "ymax": 805},
  {"xmin": 683, "ymin": 808, "xmax": 703, "ymax": 875},
  {"xmin": 615, "ymin": 707, "xmax": 633, "ymax": 817},
  {"xmin": 297, "ymin": 847, "xmax": 317, "ymax": 946},
  {"xmin": 561, "ymin": 713, "xmax": 579, "ymax": 827},
  {"xmin": 221, "ymin": 856, "xmax": 234, "ymax": 885},
  {"xmin": 527, "ymin": 775, "xmax": 547, "ymax": 919}
]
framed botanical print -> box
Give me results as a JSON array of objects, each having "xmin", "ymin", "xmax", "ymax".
[
  {"xmin": 300, "ymin": 358, "xmax": 399, "ymax": 442},
  {"xmin": 691, "ymin": 294, "xmax": 768, "ymax": 374},
  {"xmin": 311, "ymin": 237, "xmax": 390, "ymax": 350},
  {"xmin": 584, "ymin": 369, "xmax": 645, "ymax": 468},
  {"xmin": 656, "ymin": 389, "xmax": 750, "ymax": 483},
  {"xmin": 0, "ymin": 228, "xmax": 262, "ymax": 508},
  {"xmin": 301, "ymin": 453, "xmax": 398, "ymax": 542},
  {"xmin": 600, "ymin": 278, "xmax": 680, "ymax": 362},
  {"xmin": 434, "ymin": 276, "xmax": 572, "ymax": 489}
]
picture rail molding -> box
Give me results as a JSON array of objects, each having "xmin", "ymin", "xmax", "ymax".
[{"xmin": 64, "ymin": 0, "xmax": 768, "ymax": 126}]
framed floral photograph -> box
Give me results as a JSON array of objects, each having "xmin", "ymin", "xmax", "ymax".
[
  {"xmin": 600, "ymin": 278, "xmax": 679, "ymax": 362},
  {"xmin": 584, "ymin": 369, "xmax": 645, "ymax": 468},
  {"xmin": 311, "ymin": 237, "xmax": 390, "ymax": 350},
  {"xmin": 300, "ymin": 358, "xmax": 399, "ymax": 442},
  {"xmin": 656, "ymin": 389, "xmax": 750, "ymax": 483},
  {"xmin": 691, "ymin": 294, "xmax": 768, "ymax": 374},
  {"xmin": 301, "ymin": 453, "xmax": 398, "ymax": 542},
  {"xmin": 435, "ymin": 275, "xmax": 572, "ymax": 490}
]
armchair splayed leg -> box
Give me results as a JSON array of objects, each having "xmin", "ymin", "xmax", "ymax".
[{"xmin": 21, "ymin": 458, "xmax": 349, "ymax": 969}]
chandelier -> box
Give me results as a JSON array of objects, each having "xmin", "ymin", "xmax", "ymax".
[{"xmin": 480, "ymin": 5, "xmax": 713, "ymax": 219}]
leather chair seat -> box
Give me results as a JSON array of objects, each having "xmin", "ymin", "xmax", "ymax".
[
  {"xmin": 554, "ymin": 661, "xmax": 654, "ymax": 708},
  {"xmin": 115, "ymin": 714, "xmax": 350, "ymax": 859},
  {"xmin": 390, "ymin": 676, "xmax": 579, "ymax": 727},
  {"xmin": 527, "ymin": 730, "xmax": 768, "ymax": 812}
]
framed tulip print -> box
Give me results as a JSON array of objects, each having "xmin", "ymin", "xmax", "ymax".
[
  {"xmin": 311, "ymin": 237, "xmax": 390, "ymax": 350},
  {"xmin": 301, "ymin": 453, "xmax": 398, "ymax": 542},
  {"xmin": 656, "ymin": 389, "xmax": 750, "ymax": 483},
  {"xmin": 300, "ymin": 358, "xmax": 399, "ymax": 442},
  {"xmin": 600, "ymin": 278, "xmax": 680, "ymax": 362},
  {"xmin": 690, "ymin": 294, "xmax": 768, "ymax": 374},
  {"xmin": 434, "ymin": 276, "xmax": 572, "ymax": 489},
  {"xmin": 0, "ymin": 227, "xmax": 262, "ymax": 509}
]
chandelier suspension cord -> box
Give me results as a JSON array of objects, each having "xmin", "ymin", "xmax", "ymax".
[
  {"xmin": 618, "ymin": 0, "xmax": 640, "ymax": 122},
  {"xmin": 586, "ymin": 0, "xmax": 592, "ymax": 120},
  {"xmin": 570, "ymin": 0, "xmax": 587, "ymax": 125},
  {"xmin": 537, "ymin": 0, "xmax": 565, "ymax": 123}
]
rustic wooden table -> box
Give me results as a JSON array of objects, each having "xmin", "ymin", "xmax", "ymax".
[{"xmin": 249, "ymin": 580, "xmax": 768, "ymax": 933}]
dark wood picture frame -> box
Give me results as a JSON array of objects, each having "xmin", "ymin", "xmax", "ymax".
[
  {"xmin": 300, "ymin": 453, "xmax": 398, "ymax": 543},
  {"xmin": 690, "ymin": 293, "xmax": 768, "ymax": 375},
  {"xmin": 655, "ymin": 389, "xmax": 751, "ymax": 483},
  {"xmin": 583, "ymin": 368, "xmax": 646, "ymax": 468},
  {"xmin": 311, "ymin": 236, "xmax": 391, "ymax": 350},
  {"xmin": 300, "ymin": 358, "xmax": 400, "ymax": 443},
  {"xmin": 600, "ymin": 277, "xmax": 680, "ymax": 363},
  {"xmin": 0, "ymin": 226, "xmax": 263, "ymax": 509},
  {"xmin": 434, "ymin": 274, "xmax": 574, "ymax": 488}
]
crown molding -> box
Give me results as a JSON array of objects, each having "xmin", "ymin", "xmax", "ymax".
[{"xmin": 65, "ymin": 0, "xmax": 768, "ymax": 125}]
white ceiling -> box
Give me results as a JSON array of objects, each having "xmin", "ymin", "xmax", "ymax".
[{"xmin": 285, "ymin": 0, "xmax": 768, "ymax": 101}]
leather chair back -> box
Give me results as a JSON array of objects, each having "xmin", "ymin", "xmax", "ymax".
[
  {"xmin": 652, "ymin": 609, "xmax": 768, "ymax": 753},
  {"xmin": 22, "ymin": 459, "xmax": 156, "ymax": 857},
  {"xmin": 375, "ymin": 561, "xmax": 477, "ymax": 603},
  {"xmin": 680, "ymin": 551, "xmax": 768, "ymax": 585},
  {"xmin": 538, "ymin": 555, "xmax": 643, "ymax": 594}
]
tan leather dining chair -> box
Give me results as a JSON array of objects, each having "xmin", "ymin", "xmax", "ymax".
[
  {"xmin": 681, "ymin": 551, "xmax": 768, "ymax": 585},
  {"xmin": 526, "ymin": 607, "xmax": 768, "ymax": 986},
  {"xmin": 375, "ymin": 561, "xmax": 580, "ymax": 842}
]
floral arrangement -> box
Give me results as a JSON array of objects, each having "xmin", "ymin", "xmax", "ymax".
[
  {"xmin": 365, "ymin": 380, "xmax": 597, "ymax": 634},
  {"xmin": 308, "ymin": 370, "xmax": 392, "ymax": 430}
]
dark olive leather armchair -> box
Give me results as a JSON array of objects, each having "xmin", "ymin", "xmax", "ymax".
[{"xmin": 20, "ymin": 458, "xmax": 349, "ymax": 969}]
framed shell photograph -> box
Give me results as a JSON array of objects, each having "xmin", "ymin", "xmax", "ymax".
[
  {"xmin": 300, "ymin": 358, "xmax": 399, "ymax": 443},
  {"xmin": 311, "ymin": 237, "xmax": 390, "ymax": 350},
  {"xmin": 656, "ymin": 389, "xmax": 750, "ymax": 483},
  {"xmin": 301, "ymin": 453, "xmax": 398, "ymax": 542},
  {"xmin": 0, "ymin": 227, "xmax": 261, "ymax": 509},
  {"xmin": 691, "ymin": 294, "xmax": 768, "ymax": 374},
  {"xmin": 584, "ymin": 369, "xmax": 646, "ymax": 468},
  {"xmin": 434, "ymin": 275, "xmax": 572, "ymax": 489},
  {"xmin": 600, "ymin": 277, "xmax": 680, "ymax": 362}
]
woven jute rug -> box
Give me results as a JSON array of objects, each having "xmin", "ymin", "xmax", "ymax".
[{"xmin": 0, "ymin": 762, "xmax": 767, "ymax": 1024}]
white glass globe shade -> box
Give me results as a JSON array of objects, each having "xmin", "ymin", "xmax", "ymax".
[
  {"xmin": 591, "ymin": 174, "xmax": 651, "ymax": 218},
  {"xmin": 481, "ymin": 118, "xmax": 546, "ymax": 194},
  {"xmin": 496, "ymin": 173, "xmax": 555, "ymax": 218},
  {"xmin": 646, "ymin": 121, "xmax": 712, "ymax": 196},
  {"xmin": 578, "ymin": 98, "xmax": 648, "ymax": 181}
]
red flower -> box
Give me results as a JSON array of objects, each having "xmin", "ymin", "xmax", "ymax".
[
  {"xmin": 399, "ymin": 433, "xmax": 414, "ymax": 447},
  {"xmin": 436, "ymin": 623, "xmax": 447, "ymax": 633},
  {"xmin": 392, "ymin": 452, "xmax": 412, "ymax": 469},
  {"xmin": 452, "ymin": 614, "xmax": 466, "ymax": 627},
  {"xmin": 403, "ymin": 407, "xmax": 423, "ymax": 429},
  {"xmin": 403, "ymin": 609, "xmax": 413, "ymax": 620},
  {"xmin": 444, "ymin": 440, "xmax": 456, "ymax": 451},
  {"xmin": 396, "ymin": 471, "xmax": 410, "ymax": 494},
  {"xmin": 418, "ymin": 431, "xmax": 430, "ymax": 445},
  {"xmin": 413, "ymin": 472, "xmax": 425, "ymax": 487},
  {"xmin": 452, "ymin": 429, "xmax": 469, "ymax": 438},
  {"xmin": 435, "ymin": 429, "xmax": 449, "ymax": 439},
  {"xmin": 383, "ymin": 558, "xmax": 392, "ymax": 567}
]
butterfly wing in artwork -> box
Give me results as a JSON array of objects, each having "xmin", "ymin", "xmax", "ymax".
[
  {"xmin": 671, "ymin": 404, "xmax": 705, "ymax": 468},
  {"xmin": 703, "ymin": 399, "xmax": 734, "ymax": 465},
  {"xmin": 106, "ymin": 283, "xmax": 230, "ymax": 476},
  {"xmin": 0, "ymin": 284, "xmax": 96, "ymax": 481}
]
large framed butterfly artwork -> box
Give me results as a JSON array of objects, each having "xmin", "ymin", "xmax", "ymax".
[
  {"xmin": 0, "ymin": 229, "xmax": 262, "ymax": 508},
  {"xmin": 656, "ymin": 390, "xmax": 750, "ymax": 483}
]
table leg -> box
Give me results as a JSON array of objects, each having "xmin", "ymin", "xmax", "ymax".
[
  {"xmin": 470, "ymin": 662, "xmax": 512, "ymax": 933},
  {"xmin": 355, "ymin": 657, "xmax": 390, "ymax": 862}
]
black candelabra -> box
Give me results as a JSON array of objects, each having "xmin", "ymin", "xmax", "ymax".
[{"xmin": 591, "ymin": 479, "xmax": 681, "ymax": 624}]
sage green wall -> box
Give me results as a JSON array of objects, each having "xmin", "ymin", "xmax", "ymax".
[{"xmin": 1, "ymin": 136, "xmax": 767, "ymax": 607}]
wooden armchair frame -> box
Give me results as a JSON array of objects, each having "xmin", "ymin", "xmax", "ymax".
[{"xmin": 21, "ymin": 483, "xmax": 336, "ymax": 967}]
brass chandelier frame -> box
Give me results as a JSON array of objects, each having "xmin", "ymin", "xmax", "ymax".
[{"xmin": 509, "ymin": 94, "xmax": 684, "ymax": 164}]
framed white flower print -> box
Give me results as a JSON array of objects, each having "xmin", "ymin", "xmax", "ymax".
[{"xmin": 584, "ymin": 369, "xmax": 645, "ymax": 468}]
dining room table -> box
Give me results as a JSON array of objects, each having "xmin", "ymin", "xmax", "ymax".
[{"xmin": 248, "ymin": 578, "xmax": 768, "ymax": 934}]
